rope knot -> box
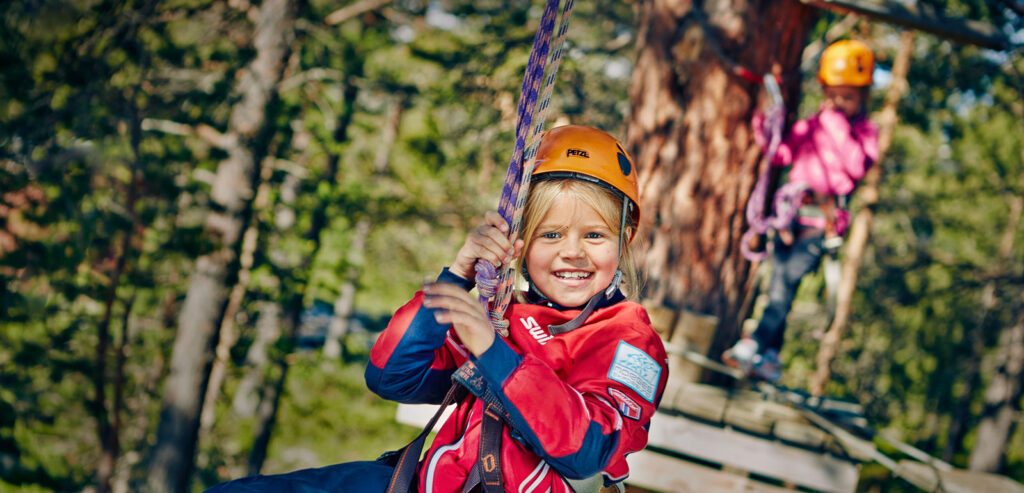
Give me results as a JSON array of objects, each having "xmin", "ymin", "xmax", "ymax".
[{"xmin": 475, "ymin": 260, "xmax": 499, "ymax": 300}]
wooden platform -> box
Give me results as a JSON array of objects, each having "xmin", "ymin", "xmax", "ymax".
[
  {"xmin": 395, "ymin": 380, "xmax": 863, "ymax": 493},
  {"xmin": 895, "ymin": 460, "xmax": 1024, "ymax": 493},
  {"xmin": 631, "ymin": 380, "xmax": 862, "ymax": 493}
]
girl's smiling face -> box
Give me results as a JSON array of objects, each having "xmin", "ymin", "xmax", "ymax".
[
  {"xmin": 525, "ymin": 193, "xmax": 620, "ymax": 307},
  {"xmin": 823, "ymin": 84, "xmax": 865, "ymax": 117}
]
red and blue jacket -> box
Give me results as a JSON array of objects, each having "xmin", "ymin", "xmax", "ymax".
[{"xmin": 366, "ymin": 269, "xmax": 668, "ymax": 493}]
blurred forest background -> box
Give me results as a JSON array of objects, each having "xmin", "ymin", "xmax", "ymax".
[{"xmin": 1, "ymin": 0, "xmax": 1022, "ymax": 492}]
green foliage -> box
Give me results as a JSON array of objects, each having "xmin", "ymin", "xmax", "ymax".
[
  {"xmin": 195, "ymin": 355, "xmax": 418, "ymax": 490},
  {"xmin": 2, "ymin": 0, "xmax": 1022, "ymax": 491}
]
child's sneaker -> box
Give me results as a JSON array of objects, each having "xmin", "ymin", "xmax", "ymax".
[
  {"xmin": 722, "ymin": 338, "xmax": 759, "ymax": 373},
  {"xmin": 751, "ymin": 349, "xmax": 782, "ymax": 382}
]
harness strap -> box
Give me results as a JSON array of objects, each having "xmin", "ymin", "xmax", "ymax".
[
  {"xmin": 461, "ymin": 466, "xmax": 480, "ymax": 493},
  {"xmin": 477, "ymin": 403, "xmax": 505, "ymax": 492},
  {"xmin": 452, "ymin": 363, "xmax": 508, "ymax": 493},
  {"xmin": 383, "ymin": 383, "xmax": 468, "ymax": 493},
  {"xmin": 547, "ymin": 270, "xmax": 621, "ymax": 335}
]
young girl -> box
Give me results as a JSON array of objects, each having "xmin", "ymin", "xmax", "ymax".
[
  {"xmin": 724, "ymin": 40, "xmax": 879, "ymax": 381},
  {"xmin": 207, "ymin": 125, "xmax": 668, "ymax": 493}
]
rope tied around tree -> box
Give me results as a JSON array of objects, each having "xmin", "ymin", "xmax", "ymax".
[{"xmin": 474, "ymin": 0, "xmax": 575, "ymax": 336}]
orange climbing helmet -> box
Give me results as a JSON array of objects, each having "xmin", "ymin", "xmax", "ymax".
[
  {"xmin": 818, "ymin": 39, "xmax": 875, "ymax": 87},
  {"xmin": 531, "ymin": 125, "xmax": 641, "ymax": 228}
]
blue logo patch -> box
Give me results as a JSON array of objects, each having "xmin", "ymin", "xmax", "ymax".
[{"xmin": 608, "ymin": 341, "xmax": 661, "ymax": 403}]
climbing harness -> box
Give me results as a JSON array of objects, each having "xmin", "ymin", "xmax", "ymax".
[
  {"xmin": 474, "ymin": 0, "xmax": 576, "ymax": 337},
  {"xmin": 380, "ymin": 383, "xmax": 468, "ymax": 493}
]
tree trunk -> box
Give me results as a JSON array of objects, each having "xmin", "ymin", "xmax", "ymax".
[
  {"xmin": 323, "ymin": 99, "xmax": 402, "ymax": 358},
  {"xmin": 810, "ymin": 30, "xmax": 914, "ymax": 397},
  {"xmin": 95, "ymin": 123, "xmax": 143, "ymax": 493},
  {"xmin": 247, "ymin": 307, "xmax": 295, "ymax": 475},
  {"xmin": 628, "ymin": 0, "xmax": 816, "ymax": 358},
  {"xmin": 145, "ymin": 1, "xmax": 295, "ymax": 491},
  {"xmin": 969, "ymin": 300, "xmax": 1024, "ymax": 473},
  {"xmin": 233, "ymin": 301, "xmax": 283, "ymax": 417},
  {"xmin": 242, "ymin": 92, "xmax": 354, "ymax": 471},
  {"xmin": 322, "ymin": 222, "xmax": 366, "ymax": 358},
  {"xmin": 967, "ymin": 192, "xmax": 1024, "ymax": 472},
  {"xmin": 943, "ymin": 284, "xmax": 994, "ymax": 462},
  {"xmin": 198, "ymin": 161, "xmax": 273, "ymax": 438},
  {"xmin": 945, "ymin": 193, "xmax": 1022, "ymax": 461}
]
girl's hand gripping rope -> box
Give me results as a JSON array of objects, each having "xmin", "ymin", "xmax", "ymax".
[
  {"xmin": 422, "ymin": 281, "xmax": 497, "ymax": 357},
  {"xmin": 449, "ymin": 210, "xmax": 523, "ymax": 281},
  {"xmin": 448, "ymin": 211, "xmax": 524, "ymax": 337}
]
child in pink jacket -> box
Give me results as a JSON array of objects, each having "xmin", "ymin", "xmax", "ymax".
[{"xmin": 725, "ymin": 40, "xmax": 879, "ymax": 381}]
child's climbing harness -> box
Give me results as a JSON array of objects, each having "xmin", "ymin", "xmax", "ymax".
[{"xmin": 475, "ymin": 0, "xmax": 576, "ymax": 336}]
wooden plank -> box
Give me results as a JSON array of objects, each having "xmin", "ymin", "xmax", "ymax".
[
  {"xmin": 773, "ymin": 420, "xmax": 827, "ymax": 450},
  {"xmin": 665, "ymin": 310, "xmax": 719, "ymax": 385},
  {"xmin": 723, "ymin": 399, "xmax": 775, "ymax": 436},
  {"xmin": 626, "ymin": 449, "xmax": 798, "ymax": 493},
  {"xmin": 395, "ymin": 403, "xmax": 451, "ymax": 433},
  {"xmin": 646, "ymin": 412, "xmax": 860, "ymax": 493},
  {"xmin": 896, "ymin": 460, "xmax": 1024, "ymax": 493},
  {"xmin": 670, "ymin": 382, "xmax": 730, "ymax": 423},
  {"xmin": 724, "ymin": 390, "xmax": 809, "ymax": 437}
]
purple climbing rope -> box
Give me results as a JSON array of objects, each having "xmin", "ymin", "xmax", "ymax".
[
  {"xmin": 741, "ymin": 75, "xmax": 808, "ymax": 262},
  {"xmin": 475, "ymin": 0, "xmax": 575, "ymax": 336}
]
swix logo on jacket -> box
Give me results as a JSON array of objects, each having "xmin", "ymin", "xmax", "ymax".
[
  {"xmin": 522, "ymin": 316, "xmax": 553, "ymax": 345},
  {"xmin": 365, "ymin": 286, "xmax": 669, "ymax": 493}
]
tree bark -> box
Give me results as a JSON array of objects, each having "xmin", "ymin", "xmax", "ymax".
[
  {"xmin": 810, "ymin": 30, "xmax": 914, "ymax": 397},
  {"xmin": 233, "ymin": 301, "xmax": 283, "ymax": 417},
  {"xmin": 145, "ymin": 0, "xmax": 295, "ymax": 491},
  {"xmin": 968, "ymin": 192, "xmax": 1024, "ymax": 472},
  {"xmin": 969, "ymin": 298, "xmax": 1024, "ymax": 473},
  {"xmin": 198, "ymin": 160, "xmax": 272, "ymax": 438},
  {"xmin": 628, "ymin": 0, "xmax": 816, "ymax": 358}
]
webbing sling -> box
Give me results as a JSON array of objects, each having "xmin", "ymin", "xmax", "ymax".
[
  {"xmin": 476, "ymin": 403, "xmax": 505, "ymax": 492},
  {"xmin": 453, "ymin": 362, "xmax": 511, "ymax": 493}
]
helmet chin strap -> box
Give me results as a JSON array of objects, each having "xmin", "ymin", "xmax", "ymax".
[
  {"xmin": 546, "ymin": 198, "xmax": 630, "ymax": 336},
  {"xmin": 546, "ymin": 269, "xmax": 621, "ymax": 335}
]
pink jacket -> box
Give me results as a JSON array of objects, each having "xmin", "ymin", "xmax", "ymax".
[
  {"xmin": 755, "ymin": 106, "xmax": 878, "ymax": 233},
  {"xmin": 773, "ymin": 106, "xmax": 878, "ymax": 197}
]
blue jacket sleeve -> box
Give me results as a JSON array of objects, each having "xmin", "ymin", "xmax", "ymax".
[{"xmin": 364, "ymin": 268, "xmax": 474, "ymax": 404}]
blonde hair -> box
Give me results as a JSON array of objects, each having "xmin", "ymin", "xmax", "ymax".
[{"xmin": 515, "ymin": 178, "xmax": 641, "ymax": 302}]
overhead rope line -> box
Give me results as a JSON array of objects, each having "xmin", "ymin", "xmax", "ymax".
[{"xmin": 475, "ymin": 0, "xmax": 576, "ymax": 336}]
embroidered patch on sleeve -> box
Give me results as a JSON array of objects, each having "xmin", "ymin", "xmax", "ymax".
[
  {"xmin": 608, "ymin": 341, "xmax": 661, "ymax": 403},
  {"xmin": 608, "ymin": 387, "xmax": 642, "ymax": 420}
]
